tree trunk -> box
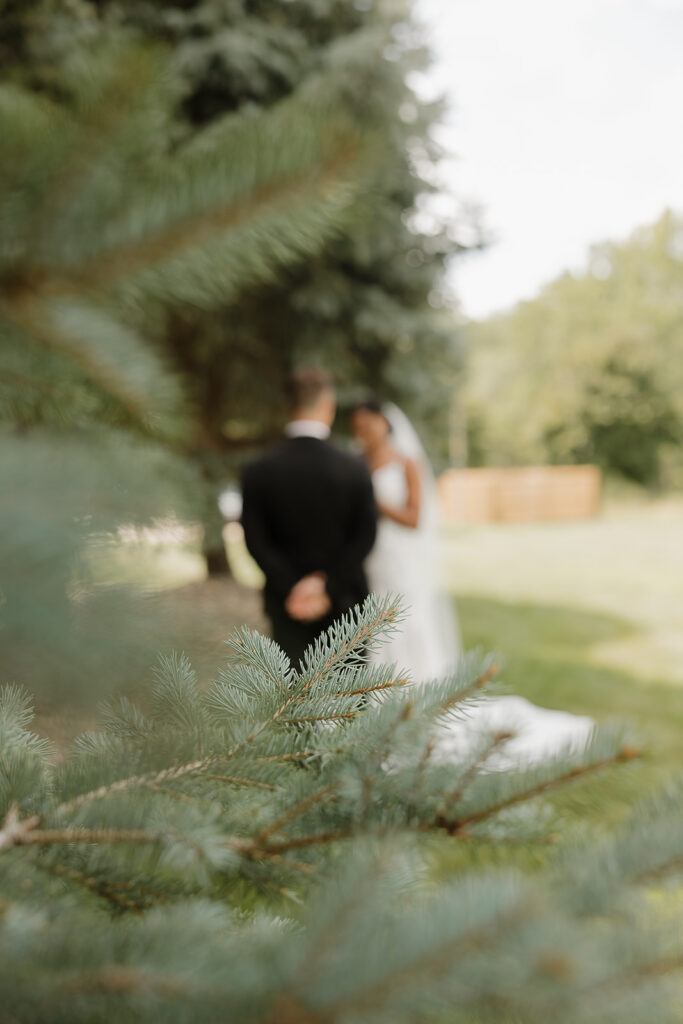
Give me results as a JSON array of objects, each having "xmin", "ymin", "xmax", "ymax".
[
  {"xmin": 203, "ymin": 540, "xmax": 231, "ymax": 577},
  {"xmin": 201, "ymin": 493, "xmax": 232, "ymax": 578}
]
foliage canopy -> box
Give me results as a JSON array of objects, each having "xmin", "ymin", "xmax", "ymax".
[
  {"xmin": 464, "ymin": 211, "xmax": 683, "ymax": 486},
  {"xmin": 0, "ymin": 41, "xmax": 377, "ymax": 699}
]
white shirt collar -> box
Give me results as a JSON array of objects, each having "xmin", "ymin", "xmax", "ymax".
[{"xmin": 285, "ymin": 419, "xmax": 331, "ymax": 441}]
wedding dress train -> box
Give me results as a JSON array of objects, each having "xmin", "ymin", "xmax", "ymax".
[{"xmin": 364, "ymin": 406, "xmax": 593, "ymax": 764}]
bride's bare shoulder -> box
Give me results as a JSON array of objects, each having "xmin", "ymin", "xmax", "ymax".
[{"xmin": 398, "ymin": 453, "xmax": 419, "ymax": 474}]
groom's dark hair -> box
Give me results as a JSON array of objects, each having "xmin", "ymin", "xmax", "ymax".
[{"xmin": 286, "ymin": 367, "xmax": 334, "ymax": 413}]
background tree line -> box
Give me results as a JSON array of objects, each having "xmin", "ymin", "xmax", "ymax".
[{"xmin": 464, "ymin": 210, "xmax": 683, "ymax": 487}]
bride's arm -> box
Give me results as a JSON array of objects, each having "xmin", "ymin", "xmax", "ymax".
[{"xmin": 377, "ymin": 457, "xmax": 421, "ymax": 529}]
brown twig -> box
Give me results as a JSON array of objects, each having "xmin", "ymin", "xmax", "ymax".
[
  {"xmin": 0, "ymin": 804, "xmax": 162, "ymax": 853},
  {"xmin": 256, "ymin": 751, "xmax": 321, "ymax": 765},
  {"xmin": 439, "ymin": 663, "xmax": 500, "ymax": 715},
  {"xmin": 201, "ymin": 774, "xmax": 278, "ymax": 792},
  {"xmin": 440, "ymin": 731, "xmax": 515, "ymax": 816},
  {"xmin": 146, "ymin": 783, "xmax": 204, "ymax": 803},
  {"xmin": 40, "ymin": 858, "xmax": 185, "ymax": 912},
  {"xmin": 294, "ymin": 677, "xmax": 409, "ymax": 702},
  {"xmin": 437, "ymin": 748, "xmax": 639, "ymax": 837},
  {"xmin": 284, "ymin": 712, "xmax": 359, "ymax": 724},
  {"xmin": 256, "ymin": 784, "xmax": 340, "ymax": 844},
  {"xmin": 11, "ymin": 827, "xmax": 161, "ymax": 849},
  {"xmin": 241, "ymin": 830, "xmax": 351, "ymax": 858},
  {"xmin": 0, "ymin": 806, "xmax": 40, "ymax": 852},
  {"xmin": 34, "ymin": 860, "xmax": 142, "ymax": 912}
]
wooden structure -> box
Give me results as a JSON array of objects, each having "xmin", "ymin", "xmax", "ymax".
[{"xmin": 438, "ymin": 465, "xmax": 602, "ymax": 525}]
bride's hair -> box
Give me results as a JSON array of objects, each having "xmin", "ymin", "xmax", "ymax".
[{"xmin": 350, "ymin": 397, "xmax": 392, "ymax": 431}]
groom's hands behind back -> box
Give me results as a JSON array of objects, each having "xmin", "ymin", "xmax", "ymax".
[{"xmin": 285, "ymin": 573, "xmax": 332, "ymax": 622}]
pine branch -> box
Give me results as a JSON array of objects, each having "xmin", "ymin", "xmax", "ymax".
[
  {"xmin": 1, "ymin": 51, "xmax": 379, "ymax": 451},
  {"xmin": 33, "ymin": 859, "xmax": 162, "ymax": 912},
  {"xmin": 23, "ymin": 47, "xmax": 162, "ymax": 260},
  {"xmin": 438, "ymin": 660, "xmax": 500, "ymax": 716},
  {"xmin": 145, "ymin": 783, "xmax": 205, "ymax": 803},
  {"xmin": 283, "ymin": 712, "xmax": 359, "ymax": 724},
  {"xmin": 44, "ymin": 137, "xmax": 361, "ymax": 300},
  {"xmin": 294, "ymin": 676, "xmax": 409, "ymax": 702},
  {"xmin": 258, "ymin": 853, "xmax": 316, "ymax": 877},
  {"xmin": 0, "ymin": 806, "xmax": 160, "ymax": 850},
  {"xmin": 225, "ymin": 629, "xmax": 294, "ymax": 698},
  {"xmin": 1, "ymin": 631, "xmax": 678, "ymax": 1024},
  {"xmin": 201, "ymin": 774, "xmax": 278, "ymax": 792},
  {"xmin": 0, "ymin": 806, "xmax": 40, "ymax": 851},
  {"xmin": 54, "ymin": 968, "xmax": 186, "ymax": 999},
  {"xmin": 410, "ymin": 737, "xmax": 436, "ymax": 802},
  {"xmin": 605, "ymin": 954, "xmax": 683, "ymax": 984},
  {"xmin": 318, "ymin": 900, "xmax": 535, "ymax": 1022},
  {"xmin": 3, "ymin": 295, "xmax": 188, "ymax": 442},
  {"xmin": 256, "ymin": 752, "xmax": 320, "ymax": 765},
  {"xmin": 210, "ymin": 599, "xmax": 402, "ymax": 755},
  {"xmin": 634, "ymin": 857, "xmax": 683, "ymax": 884},
  {"xmin": 223, "ymin": 744, "xmax": 643, "ymax": 861},
  {"xmin": 298, "ymin": 598, "xmax": 402, "ymax": 692},
  {"xmin": 437, "ymin": 746, "xmax": 640, "ymax": 837},
  {"xmin": 439, "ymin": 730, "xmax": 515, "ymax": 814},
  {"xmin": 241, "ymin": 831, "xmax": 351, "ymax": 858},
  {"xmin": 49, "ymin": 756, "xmax": 223, "ymax": 819},
  {"xmin": 45, "ymin": 600, "xmax": 401, "ymax": 821},
  {"xmin": 256, "ymin": 784, "xmax": 341, "ymax": 844},
  {"xmin": 28, "ymin": 829, "xmax": 156, "ymax": 847},
  {"xmin": 358, "ymin": 701, "xmax": 415, "ymax": 819}
]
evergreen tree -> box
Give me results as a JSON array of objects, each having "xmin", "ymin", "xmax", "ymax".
[
  {"xmin": 1, "ymin": 598, "xmax": 681, "ymax": 1022},
  {"xmin": 3, "ymin": 0, "xmax": 475, "ymax": 572},
  {"xmin": 0, "ymin": 40, "xmax": 377, "ymax": 700},
  {"xmin": 94, "ymin": 0, "xmax": 472, "ymax": 441}
]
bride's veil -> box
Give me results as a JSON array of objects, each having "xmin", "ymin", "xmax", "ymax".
[
  {"xmin": 381, "ymin": 402, "xmax": 461, "ymax": 668},
  {"xmin": 381, "ymin": 403, "xmax": 439, "ymax": 533}
]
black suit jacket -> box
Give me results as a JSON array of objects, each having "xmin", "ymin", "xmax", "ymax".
[{"xmin": 241, "ymin": 436, "xmax": 377, "ymax": 619}]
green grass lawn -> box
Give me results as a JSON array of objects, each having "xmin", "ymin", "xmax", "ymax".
[
  {"xmin": 84, "ymin": 495, "xmax": 682, "ymax": 831},
  {"xmin": 441, "ymin": 495, "xmax": 683, "ymax": 829},
  {"xmin": 219, "ymin": 491, "xmax": 682, "ymax": 832}
]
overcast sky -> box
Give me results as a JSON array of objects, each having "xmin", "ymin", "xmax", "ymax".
[{"xmin": 417, "ymin": 0, "xmax": 683, "ymax": 319}]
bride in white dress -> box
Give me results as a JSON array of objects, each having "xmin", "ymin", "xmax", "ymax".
[
  {"xmin": 350, "ymin": 400, "xmax": 460, "ymax": 679},
  {"xmin": 350, "ymin": 400, "xmax": 593, "ymax": 763}
]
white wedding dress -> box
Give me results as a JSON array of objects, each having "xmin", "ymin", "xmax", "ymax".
[
  {"xmin": 366, "ymin": 458, "xmax": 460, "ymax": 679},
  {"xmin": 364, "ymin": 405, "xmax": 593, "ymax": 765}
]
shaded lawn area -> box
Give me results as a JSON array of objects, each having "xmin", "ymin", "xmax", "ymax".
[{"xmin": 441, "ymin": 497, "xmax": 683, "ymax": 839}]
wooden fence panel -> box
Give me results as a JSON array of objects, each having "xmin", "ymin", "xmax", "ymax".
[{"xmin": 438, "ymin": 466, "xmax": 602, "ymax": 524}]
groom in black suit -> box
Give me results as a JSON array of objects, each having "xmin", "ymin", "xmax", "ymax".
[{"xmin": 241, "ymin": 368, "xmax": 377, "ymax": 668}]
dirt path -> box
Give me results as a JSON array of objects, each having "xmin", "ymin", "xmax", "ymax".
[{"xmin": 34, "ymin": 576, "xmax": 267, "ymax": 752}]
